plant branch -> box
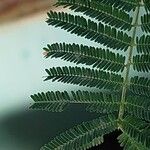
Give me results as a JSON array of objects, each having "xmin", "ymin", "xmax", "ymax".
[{"xmin": 118, "ymin": 5, "xmax": 141, "ymax": 122}]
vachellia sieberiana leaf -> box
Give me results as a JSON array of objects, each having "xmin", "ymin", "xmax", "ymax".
[{"xmin": 31, "ymin": 0, "xmax": 150, "ymax": 149}]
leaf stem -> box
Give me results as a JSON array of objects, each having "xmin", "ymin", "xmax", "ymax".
[{"xmin": 118, "ymin": 5, "xmax": 140, "ymax": 122}]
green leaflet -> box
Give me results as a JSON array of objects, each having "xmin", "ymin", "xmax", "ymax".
[
  {"xmin": 30, "ymin": 91, "xmax": 70, "ymax": 112},
  {"xmin": 72, "ymin": 91, "xmax": 120, "ymax": 114},
  {"xmin": 40, "ymin": 114, "xmax": 118, "ymax": 150},
  {"xmin": 133, "ymin": 54, "xmax": 150, "ymax": 72},
  {"xmin": 129, "ymin": 76, "xmax": 150, "ymax": 97},
  {"xmin": 118, "ymin": 132, "xmax": 149, "ymax": 150},
  {"xmin": 76, "ymin": 136, "xmax": 104, "ymax": 150},
  {"xmin": 136, "ymin": 35, "xmax": 150, "ymax": 54},
  {"xmin": 141, "ymin": 14, "xmax": 150, "ymax": 33},
  {"xmin": 45, "ymin": 66, "xmax": 123, "ymax": 90},
  {"xmin": 44, "ymin": 43, "xmax": 125, "ymax": 72},
  {"xmin": 30, "ymin": 91, "xmax": 120, "ymax": 113},
  {"xmin": 92, "ymin": 0, "xmax": 137, "ymax": 12},
  {"xmin": 125, "ymin": 95, "xmax": 150, "ymax": 121},
  {"xmin": 46, "ymin": 11, "xmax": 131, "ymax": 51},
  {"xmin": 143, "ymin": 0, "xmax": 150, "ymax": 13},
  {"xmin": 119, "ymin": 116, "xmax": 150, "ymax": 149},
  {"xmin": 56, "ymin": 0, "xmax": 133, "ymax": 31}
]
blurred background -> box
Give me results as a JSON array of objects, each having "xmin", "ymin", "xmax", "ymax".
[
  {"xmin": 0, "ymin": 1, "xmax": 99, "ymax": 150},
  {"xmin": 0, "ymin": 0, "xmax": 55, "ymax": 23}
]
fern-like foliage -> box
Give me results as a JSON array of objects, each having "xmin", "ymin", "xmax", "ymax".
[
  {"xmin": 40, "ymin": 114, "xmax": 117, "ymax": 150},
  {"xmin": 44, "ymin": 43, "xmax": 125, "ymax": 72},
  {"xmin": 136, "ymin": 35, "xmax": 150, "ymax": 54},
  {"xmin": 31, "ymin": 0, "xmax": 150, "ymax": 149},
  {"xmin": 31, "ymin": 90, "xmax": 121, "ymax": 114}
]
